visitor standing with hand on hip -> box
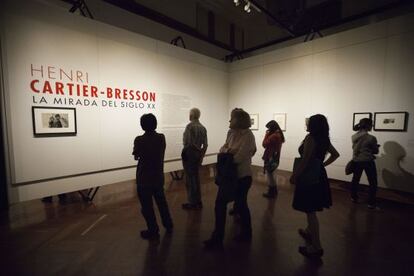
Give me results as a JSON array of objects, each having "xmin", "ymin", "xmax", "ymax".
[
  {"xmin": 350, "ymin": 118, "xmax": 380, "ymax": 210},
  {"xmin": 291, "ymin": 114, "xmax": 339, "ymax": 258}
]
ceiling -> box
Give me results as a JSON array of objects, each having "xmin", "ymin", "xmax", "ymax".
[{"xmin": 62, "ymin": 0, "xmax": 414, "ymax": 61}]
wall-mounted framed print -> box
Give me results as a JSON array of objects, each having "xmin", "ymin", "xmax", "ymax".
[
  {"xmin": 273, "ymin": 113, "xmax": 287, "ymax": 131},
  {"xmin": 374, "ymin": 112, "xmax": 408, "ymax": 132},
  {"xmin": 353, "ymin": 112, "xmax": 372, "ymax": 130},
  {"xmin": 32, "ymin": 106, "xmax": 77, "ymax": 137},
  {"xmin": 249, "ymin": 113, "xmax": 259, "ymax": 130}
]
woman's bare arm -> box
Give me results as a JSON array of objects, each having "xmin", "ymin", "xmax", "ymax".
[{"xmin": 323, "ymin": 143, "xmax": 340, "ymax": 167}]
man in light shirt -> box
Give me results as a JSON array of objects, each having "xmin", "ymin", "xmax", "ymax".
[{"xmin": 181, "ymin": 108, "xmax": 208, "ymax": 210}]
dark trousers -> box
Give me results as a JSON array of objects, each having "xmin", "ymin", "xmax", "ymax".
[
  {"xmin": 137, "ymin": 185, "xmax": 173, "ymax": 233},
  {"xmin": 212, "ymin": 176, "xmax": 252, "ymax": 241},
  {"xmin": 351, "ymin": 161, "xmax": 378, "ymax": 205},
  {"xmin": 182, "ymin": 148, "xmax": 202, "ymax": 204}
]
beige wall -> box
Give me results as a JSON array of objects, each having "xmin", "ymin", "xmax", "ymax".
[
  {"xmin": 2, "ymin": 1, "xmax": 414, "ymax": 203},
  {"xmin": 0, "ymin": 0, "xmax": 229, "ymax": 202},
  {"xmin": 229, "ymin": 13, "xmax": 414, "ymax": 193}
]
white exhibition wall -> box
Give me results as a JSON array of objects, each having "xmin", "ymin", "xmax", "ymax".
[
  {"xmin": 1, "ymin": 1, "xmax": 414, "ymax": 204},
  {"xmin": 229, "ymin": 13, "xmax": 414, "ymax": 193},
  {"xmin": 0, "ymin": 0, "xmax": 229, "ymax": 203}
]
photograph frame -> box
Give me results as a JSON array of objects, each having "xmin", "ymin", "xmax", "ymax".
[
  {"xmin": 32, "ymin": 106, "xmax": 77, "ymax": 137},
  {"xmin": 374, "ymin": 112, "xmax": 408, "ymax": 132},
  {"xmin": 273, "ymin": 113, "xmax": 287, "ymax": 131},
  {"xmin": 353, "ymin": 112, "xmax": 372, "ymax": 130},
  {"xmin": 250, "ymin": 113, "xmax": 259, "ymax": 131}
]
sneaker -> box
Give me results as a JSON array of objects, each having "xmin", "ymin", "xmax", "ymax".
[
  {"xmin": 298, "ymin": 246, "xmax": 324, "ymax": 258},
  {"xmin": 262, "ymin": 192, "xmax": 277, "ymax": 199},
  {"xmin": 41, "ymin": 196, "xmax": 53, "ymax": 203},
  {"xmin": 182, "ymin": 203, "xmax": 202, "ymax": 210},
  {"xmin": 298, "ymin": 228, "xmax": 312, "ymax": 243},
  {"xmin": 368, "ymin": 205, "xmax": 382, "ymax": 211},
  {"xmin": 140, "ymin": 230, "xmax": 160, "ymax": 240},
  {"xmin": 263, "ymin": 187, "xmax": 278, "ymax": 198},
  {"xmin": 233, "ymin": 233, "xmax": 252, "ymax": 242},
  {"xmin": 203, "ymin": 238, "xmax": 223, "ymax": 250},
  {"xmin": 182, "ymin": 203, "xmax": 194, "ymax": 210}
]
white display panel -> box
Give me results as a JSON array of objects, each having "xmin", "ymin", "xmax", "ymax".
[{"xmin": 0, "ymin": 0, "xmax": 228, "ymax": 202}]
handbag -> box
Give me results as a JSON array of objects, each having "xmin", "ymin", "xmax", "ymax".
[
  {"xmin": 264, "ymin": 153, "xmax": 279, "ymax": 173},
  {"xmin": 293, "ymin": 157, "xmax": 322, "ymax": 186},
  {"xmin": 345, "ymin": 160, "xmax": 355, "ymax": 175},
  {"xmin": 215, "ymin": 153, "xmax": 238, "ymax": 202}
]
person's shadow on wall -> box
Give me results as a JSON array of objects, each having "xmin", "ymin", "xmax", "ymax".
[{"xmin": 376, "ymin": 141, "xmax": 414, "ymax": 194}]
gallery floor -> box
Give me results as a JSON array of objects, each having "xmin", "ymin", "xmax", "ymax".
[{"xmin": 1, "ymin": 166, "xmax": 413, "ymax": 276}]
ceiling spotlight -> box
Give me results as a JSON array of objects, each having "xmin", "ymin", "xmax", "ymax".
[
  {"xmin": 244, "ymin": 2, "xmax": 251, "ymax": 13},
  {"xmin": 234, "ymin": 0, "xmax": 240, "ymax": 7}
]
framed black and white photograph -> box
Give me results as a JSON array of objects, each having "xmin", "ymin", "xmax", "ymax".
[
  {"xmin": 32, "ymin": 106, "xmax": 77, "ymax": 137},
  {"xmin": 250, "ymin": 113, "xmax": 259, "ymax": 130},
  {"xmin": 273, "ymin": 113, "xmax": 287, "ymax": 131},
  {"xmin": 374, "ymin": 112, "xmax": 408, "ymax": 132},
  {"xmin": 353, "ymin": 112, "xmax": 372, "ymax": 130}
]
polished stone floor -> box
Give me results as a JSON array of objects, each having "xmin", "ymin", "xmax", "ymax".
[{"xmin": 1, "ymin": 166, "xmax": 413, "ymax": 276}]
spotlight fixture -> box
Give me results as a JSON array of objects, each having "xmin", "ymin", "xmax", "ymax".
[
  {"xmin": 244, "ymin": 2, "xmax": 251, "ymax": 13},
  {"xmin": 233, "ymin": 0, "xmax": 260, "ymax": 14}
]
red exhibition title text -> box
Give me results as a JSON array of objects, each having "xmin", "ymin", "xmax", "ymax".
[{"xmin": 29, "ymin": 64, "xmax": 156, "ymax": 101}]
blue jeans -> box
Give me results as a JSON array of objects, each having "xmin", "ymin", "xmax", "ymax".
[
  {"xmin": 351, "ymin": 161, "xmax": 378, "ymax": 205},
  {"xmin": 212, "ymin": 176, "xmax": 252, "ymax": 241}
]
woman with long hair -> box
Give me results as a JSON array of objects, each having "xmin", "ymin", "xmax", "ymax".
[
  {"xmin": 262, "ymin": 120, "xmax": 285, "ymax": 198},
  {"xmin": 351, "ymin": 118, "xmax": 380, "ymax": 209},
  {"xmin": 290, "ymin": 114, "xmax": 339, "ymax": 258}
]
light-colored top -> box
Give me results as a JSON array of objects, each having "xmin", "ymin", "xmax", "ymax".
[
  {"xmin": 183, "ymin": 120, "xmax": 208, "ymax": 152},
  {"xmin": 352, "ymin": 131, "xmax": 379, "ymax": 162},
  {"xmin": 220, "ymin": 129, "xmax": 256, "ymax": 178}
]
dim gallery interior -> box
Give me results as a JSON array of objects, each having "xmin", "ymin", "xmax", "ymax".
[{"xmin": 0, "ymin": 0, "xmax": 414, "ymax": 275}]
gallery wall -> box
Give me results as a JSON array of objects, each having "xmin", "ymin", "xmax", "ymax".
[
  {"xmin": 228, "ymin": 13, "xmax": 414, "ymax": 193},
  {"xmin": 1, "ymin": 1, "xmax": 414, "ymax": 204},
  {"xmin": 0, "ymin": 0, "xmax": 229, "ymax": 203}
]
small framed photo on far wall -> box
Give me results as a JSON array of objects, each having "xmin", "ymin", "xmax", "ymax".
[
  {"xmin": 374, "ymin": 112, "xmax": 408, "ymax": 132},
  {"xmin": 32, "ymin": 106, "xmax": 77, "ymax": 137},
  {"xmin": 273, "ymin": 113, "xmax": 287, "ymax": 131},
  {"xmin": 249, "ymin": 113, "xmax": 259, "ymax": 130},
  {"xmin": 353, "ymin": 112, "xmax": 372, "ymax": 130}
]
